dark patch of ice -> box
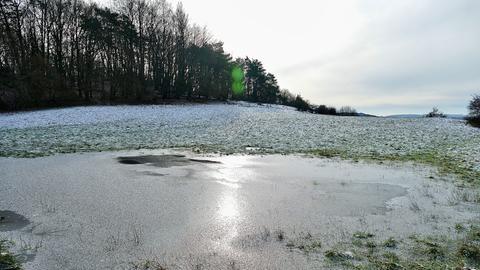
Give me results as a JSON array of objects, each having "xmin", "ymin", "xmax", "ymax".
[
  {"xmin": 142, "ymin": 171, "xmax": 168, "ymax": 177},
  {"xmin": 0, "ymin": 210, "xmax": 30, "ymax": 231},
  {"xmin": 117, "ymin": 155, "xmax": 220, "ymax": 168}
]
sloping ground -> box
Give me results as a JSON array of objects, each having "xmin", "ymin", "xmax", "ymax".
[{"xmin": 1, "ymin": 102, "xmax": 479, "ymax": 182}]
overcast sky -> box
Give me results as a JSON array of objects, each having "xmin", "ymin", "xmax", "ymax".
[{"xmin": 106, "ymin": 0, "xmax": 480, "ymax": 115}]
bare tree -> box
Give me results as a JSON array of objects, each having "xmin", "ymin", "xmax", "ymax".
[
  {"xmin": 338, "ymin": 106, "xmax": 358, "ymax": 116},
  {"xmin": 0, "ymin": 0, "xmax": 312, "ymax": 112}
]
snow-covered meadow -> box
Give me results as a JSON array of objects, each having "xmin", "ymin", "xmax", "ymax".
[{"xmin": 1, "ymin": 102, "xmax": 479, "ymax": 172}]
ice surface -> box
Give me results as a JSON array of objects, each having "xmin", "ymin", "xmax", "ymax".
[{"xmin": 0, "ymin": 152, "xmax": 478, "ymax": 269}]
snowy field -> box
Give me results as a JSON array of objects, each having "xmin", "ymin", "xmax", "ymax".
[{"xmin": 1, "ymin": 102, "xmax": 479, "ymax": 172}]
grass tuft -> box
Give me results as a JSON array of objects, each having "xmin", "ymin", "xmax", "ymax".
[
  {"xmin": 457, "ymin": 243, "xmax": 480, "ymax": 262},
  {"xmin": 131, "ymin": 260, "xmax": 167, "ymax": 270},
  {"xmin": 383, "ymin": 237, "xmax": 398, "ymax": 248},
  {"xmin": 0, "ymin": 240, "xmax": 22, "ymax": 270},
  {"xmin": 353, "ymin": 232, "xmax": 375, "ymax": 239},
  {"xmin": 324, "ymin": 249, "xmax": 353, "ymax": 262}
]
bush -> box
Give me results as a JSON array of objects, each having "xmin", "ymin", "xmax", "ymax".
[
  {"xmin": 425, "ymin": 107, "xmax": 446, "ymax": 118},
  {"xmin": 293, "ymin": 95, "xmax": 312, "ymax": 112},
  {"xmin": 469, "ymin": 94, "xmax": 480, "ymax": 116},
  {"xmin": 466, "ymin": 116, "xmax": 480, "ymax": 128},
  {"xmin": 314, "ymin": 105, "xmax": 337, "ymax": 115}
]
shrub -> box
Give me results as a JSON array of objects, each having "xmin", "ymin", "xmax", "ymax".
[
  {"xmin": 314, "ymin": 105, "xmax": 337, "ymax": 115},
  {"xmin": 293, "ymin": 95, "xmax": 312, "ymax": 112},
  {"xmin": 425, "ymin": 107, "xmax": 446, "ymax": 118},
  {"xmin": 466, "ymin": 116, "xmax": 480, "ymax": 127},
  {"xmin": 468, "ymin": 94, "xmax": 480, "ymax": 116}
]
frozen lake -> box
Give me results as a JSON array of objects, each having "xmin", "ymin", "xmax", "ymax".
[{"xmin": 1, "ymin": 150, "xmax": 479, "ymax": 269}]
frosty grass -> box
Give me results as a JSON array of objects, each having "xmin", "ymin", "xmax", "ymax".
[{"xmin": 1, "ymin": 102, "xmax": 479, "ymax": 181}]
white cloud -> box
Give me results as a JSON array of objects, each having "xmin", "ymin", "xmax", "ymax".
[{"xmin": 274, "ymin": 0, "xmax": 480, "ymax": 114}]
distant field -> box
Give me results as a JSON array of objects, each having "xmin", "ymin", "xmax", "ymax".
[{"xmin": 1, "ymin": 102, "xmax": 479, "ymax": 180}]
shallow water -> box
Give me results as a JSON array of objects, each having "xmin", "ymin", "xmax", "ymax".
[{"xmin": 0, "ymin": 150, "xmax": 479, "ymax": 269}]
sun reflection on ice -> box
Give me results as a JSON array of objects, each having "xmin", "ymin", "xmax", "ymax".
[
  {"xmin": 212, "ymin": 155, "xmax": 254, "ymax": 221},
  {"xmin": 214, "ymin": 183, "xmax": 241, "ymax": 253},
  {"xmin": 210, "ymin": 155, "xmax": 254, "ymax": 189},
  {"xmin": 209, "ymin": 155, "xmax": 254, "ymax": 253},
  {"xmin": 218, "ymin": 189, "xmax": 239, "ymax": 220}
]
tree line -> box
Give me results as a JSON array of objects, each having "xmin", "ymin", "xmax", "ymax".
[{"xmin": 0, "ymin": 0, "xmax": 356, "ymax": 116}]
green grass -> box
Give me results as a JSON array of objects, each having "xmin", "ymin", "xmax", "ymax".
[
  {"xmin": 325, "ymin": 249, "xmax": 354, "ymax": 261},
  {"xmin": 0, "ymin": 240, "xmax": 22, "ymax": 270},
  {"xmin": 383, "ymin": 237, "xmax": 398, "ymax": 248},
  {"xmin": 325, "ymin": 226, "xmax": 480, "ymax": 270},
  {"xmin": 297, "ymin": 240, "xmax": 323, "ymax": 253},
  {"xmin": 285, "ymin": 232, "xmax": 323, "ymax": 254},
  {"xmin": 353, "ymin": 232, "xmax": 375, "ymax": 239}
]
